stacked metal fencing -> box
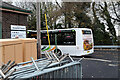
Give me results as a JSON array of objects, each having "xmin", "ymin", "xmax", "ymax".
[
  {"xmin": 15, "ymin": 62, "xmax": 82, "ymax": 80},
  {"xmin": 0, "ymin": 58, "xmax": 82, "ymax": 80}
]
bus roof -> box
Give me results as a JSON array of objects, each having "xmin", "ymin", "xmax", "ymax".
[{"xmin": 27, "ymin": 28, "xmax": 92, "ymax": 33}]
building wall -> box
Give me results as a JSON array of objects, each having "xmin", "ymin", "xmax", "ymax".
[
  {"xmin": 0, "ymin": 10, "xmax": 2, "ymax": 39},
  {"xmin": 2, "ymin": 11, "xmax": 28, "ymax": 39},
  {"xmin": 0, "ymin": 23, "xmax": 2, "ymax": 39}
]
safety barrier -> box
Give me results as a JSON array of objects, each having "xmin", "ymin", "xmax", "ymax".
[
  {"xmin": 0, "ymin": 57, "xmax": 82, "ymax": 80},
  {"xmin": 9, "ymin": 61, "xmax": 82, "ymax": 80}
]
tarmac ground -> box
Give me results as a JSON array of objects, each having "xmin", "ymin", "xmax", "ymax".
[{"xmin": 72, "ymin": 49, "xmax": 120, "ymax": 79}]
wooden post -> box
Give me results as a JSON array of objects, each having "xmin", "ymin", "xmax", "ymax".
[{"xmin": 36, "ymin": 2, "xmax": 42, "ymax": 58}]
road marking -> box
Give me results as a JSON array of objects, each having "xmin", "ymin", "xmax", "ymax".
[
  {"xmin": 108, "ymin": 64, "xmax": 118, "ymax": 67},
  {"xmin": 74, "ymin": 57, "xmax": 120, "ymax": 63},
  {"xmin": 84, "ymin": 58, "xmax": 112, "ymax": 62}
]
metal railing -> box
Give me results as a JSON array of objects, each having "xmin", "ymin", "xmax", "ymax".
[
  {"xmin": 9, "ymin": 61, "xmax": 82, "ymax": 79},
  {"xmin": 17, "ymin": 58, "xmax": 47, "ymax": 66},
  {"xmin": 0, "ymin": 59, "xmax": 72, "ymax": 79}
]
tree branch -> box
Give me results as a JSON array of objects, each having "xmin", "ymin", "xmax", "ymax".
[
  {"xmin": 99, "ymin": 3, "xmax": 104, "ymax": 10},
  {"xmin": 111, "ymin": 17, "xmax": 120, "ymax": 22},
  {"xmin": 111, "ymin": 2, "xmax": 120, "ymax": 20},
  {"xmin": 55, "ymin": 0, "xmax": 62, "ymax": 9}
]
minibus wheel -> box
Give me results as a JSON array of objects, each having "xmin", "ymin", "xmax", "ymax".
[{"xmin": 54, "ymin": 49, "xmax": 62, "ymax": 57}]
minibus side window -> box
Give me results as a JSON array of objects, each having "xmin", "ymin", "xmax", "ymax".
[{"xmin": 62, "ymin": 32, "xmax": 76, "ymax": 45}]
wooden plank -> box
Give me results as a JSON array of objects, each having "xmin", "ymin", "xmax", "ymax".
[
  {"xmin": 23, "ymin": 43, "xmax": 32, "ymax": 62},
  {"xmin": 4, "ymin": 45, "xmax": 15, "ymax": 63},
  {"xmin": 14, "ymin": 44, "xmax": 23, "ymax": 63},
  {"xmin": 0, "ymin": 46, "xmax": 3, "ymax": 66},
  {"xmin": 31, "ymin": 42, "xmax": 37, "ymax": 60}
]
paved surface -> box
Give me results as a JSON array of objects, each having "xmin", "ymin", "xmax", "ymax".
[{"xmin": 73, "ymin": 49, "xmax": 120, "ymax": 79}]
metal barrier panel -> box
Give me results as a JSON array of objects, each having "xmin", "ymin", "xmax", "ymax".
[{"xmin": 10, "ymin": 62, "xmax": 82, "ymax": 80}]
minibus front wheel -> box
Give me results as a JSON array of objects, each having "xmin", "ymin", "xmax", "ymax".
[{"xmin": 54, "ymin": 49, "xmax": 62, "ymax": 57}]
